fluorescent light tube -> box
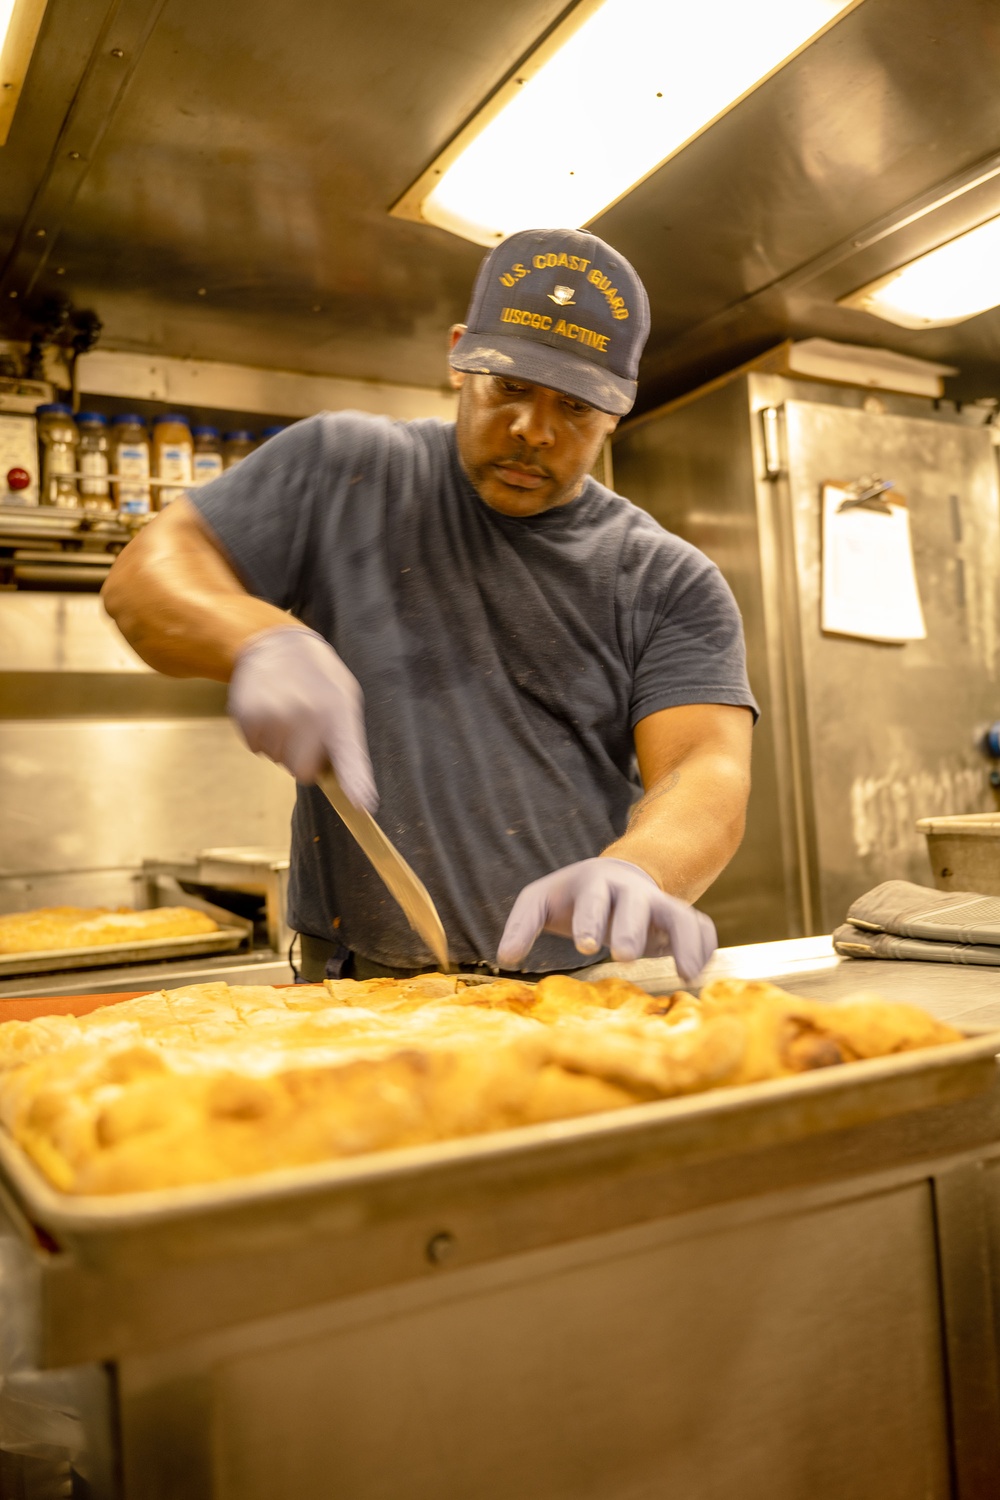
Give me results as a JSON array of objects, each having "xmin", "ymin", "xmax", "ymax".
[
  {"xmin": 392, "ymin": 0, "xmax": 861, "ymax": 246},
  {"xmin": 841, "ymin": 214, "xmax": 1000, "ymax": 329},
  {"xmin": 0, "ymin": 0, "xmax": 48, "ymax": 146}
]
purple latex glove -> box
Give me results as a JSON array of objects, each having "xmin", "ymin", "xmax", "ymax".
[
  {"xmin": 497, "ymin": 857, "xmax": 717, "ymax": 983},
  {"xmin": 228, "ymin": 626, "xmax": 378, "ymax": 811}
]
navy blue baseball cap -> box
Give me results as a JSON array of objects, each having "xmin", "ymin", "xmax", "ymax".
[{"xmin": 449, "ymin": 228, "xmax": 650, "ymax": 416}]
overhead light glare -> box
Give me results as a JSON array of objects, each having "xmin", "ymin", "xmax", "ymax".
[
  {"xmin": 841, "ymin": 214, "xmax": 1000, "ymax": 329},
  {"xmin": 0, "ymin": 0, "xmax": 47, "ymax": 146},
  {"xmin": 392, "ymin": 0, "xmax": 862, "ymax": 246}
]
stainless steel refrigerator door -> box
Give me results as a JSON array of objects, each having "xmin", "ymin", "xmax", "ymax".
[
  {"xmin": 612, "ymin": 375, "xmax": 802, "ymax": 945},
  {"xmin": 780, "ymin": 398, "xmax": 1000, "ymax": 931},
  {"xmin": 613, "ymin": 375, "xmax": 1000, "ymax": 944}
]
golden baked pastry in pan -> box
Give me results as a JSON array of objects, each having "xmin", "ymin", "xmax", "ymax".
[
  {"xmin": 0, "ymin": 973, "xmax": 961, "ymax": 1196},
  {"xmin": 0, "ymin": 906, "xmax": 219, "ymax": 955}
]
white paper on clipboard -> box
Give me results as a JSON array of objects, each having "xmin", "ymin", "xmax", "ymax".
[{"xmin": 820, "ymin": 484, "xmax": 926, "ymax": 643}]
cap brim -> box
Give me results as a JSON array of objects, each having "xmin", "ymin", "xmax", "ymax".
[{"xmin": 449, "ymin": 331, "xmax": 636, "ymax": 417}]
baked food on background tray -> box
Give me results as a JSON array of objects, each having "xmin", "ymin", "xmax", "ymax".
[
  {"xmin": 0, "ymin": 905, "xmax": 220, "ymax": 955},
  {"xmin": 0, "ymin": 973, "xmax": 962, "ymax": 1196}
]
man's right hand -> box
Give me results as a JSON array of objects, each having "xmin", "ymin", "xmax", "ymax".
[{"xmin": 228, "ymin": 626, "xmax": 378, "ymax": 811}]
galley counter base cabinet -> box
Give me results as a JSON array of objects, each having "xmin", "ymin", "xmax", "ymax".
[{"xmin": 1, "ymin": 940, "xmax": 999, "ymax": 1498}]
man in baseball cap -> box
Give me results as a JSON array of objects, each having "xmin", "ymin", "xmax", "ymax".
[
  {"xmin": 450, "ymin": 227, "xmax": 650, "ymax": 415},
  {"xmin": 104, "ymin": 227, "xmax": 756, "ymax": 984}
]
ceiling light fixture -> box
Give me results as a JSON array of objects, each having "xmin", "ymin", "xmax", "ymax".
[
  {"xmin": 392, "ymin": 0, "xmax": 862, "ymax": 247},
  {"xmin": 841, "ymin": 213, "xmax": 1000, "ymax": 329},
  {"xmin": 0, "ymin": 0, "xmax": 47, "ymax": 146}
]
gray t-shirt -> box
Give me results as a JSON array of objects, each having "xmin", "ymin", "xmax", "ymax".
[{"xmin": 192, "ymin": 412, "xmax": 757, "ymax": 971}]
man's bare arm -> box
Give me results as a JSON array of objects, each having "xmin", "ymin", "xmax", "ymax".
[
  {"xmin": 101, "ymin": 497, "xmax": 301, "ymax": 680},
  {"xmin": 602, "ymin": 702, "xmax": 753, "ymax": 902}
]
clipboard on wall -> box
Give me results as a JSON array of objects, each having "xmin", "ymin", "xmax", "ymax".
[{"xmin": 820, "ymin": 479, "xmax": 926, "ymax": 644}]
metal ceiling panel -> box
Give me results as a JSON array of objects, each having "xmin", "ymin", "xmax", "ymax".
[
  {"xmin": 0, "ymin": 0, "xmax": 115, "ymax": 246},
  {"xmin": 3, "ymin": 0, "xmax": 1000, "ymax": 407},
  {"xmin": 0, "ymin": 0, "xmax": 171, "ymax": 309},
  {"xmin": 1, "ymin": 0, "xmax": 573, "ymax": 387},
  {"xmin": 595, "ymin": 0, "xmax": 1000, "ymax": 407}
]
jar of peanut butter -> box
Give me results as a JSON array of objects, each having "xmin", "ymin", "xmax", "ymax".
[{"xmin": 152, "ymin": 413, "xmax": 193, "ymax": 508}]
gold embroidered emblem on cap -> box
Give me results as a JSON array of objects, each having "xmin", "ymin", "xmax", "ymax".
[
  {"xmin": 499, "ymin": 307, "xmax": 553, "ymax": 331},
  {"xmin": 531, "ymin": 252, "xmax": 592, "ymax": 273},
  {"xmin": 548, "ymin": 285, "xmax": 575, "ymax": 306},
  {"xmin": 587, "ymin": 267, "xmax": 630, "ymax": 320},
  {"xmin": 497, "ymin": 252, "xmax": 630, "ymax": 320},
  {"xmin": 498, "ymin": 250, "xmax": 595, "ymax": 288},
  {"xmin": 499, "ymin": 307, "xmax": 610, "ymax": 352},
  {"xmin": 498, "ymin": 261, "xmax": 531, "ymax": 289},
  {"xmin": 551, "ymin": 318, "xmax": 609, "ymax": 350}
]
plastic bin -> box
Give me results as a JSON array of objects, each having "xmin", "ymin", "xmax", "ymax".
[{"xmin": 916, "ymin": 813, "xmax": 1000, "ymax": 894}]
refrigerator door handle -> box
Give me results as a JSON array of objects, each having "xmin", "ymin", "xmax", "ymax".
[{"xmin": 760, "ymin": 406, "xmax": 784, "ymax": 479}]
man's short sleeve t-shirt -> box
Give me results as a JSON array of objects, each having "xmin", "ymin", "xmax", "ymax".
[{"xmin": 191, "ymin": 412, "xmax": 757, "ymax": 971}]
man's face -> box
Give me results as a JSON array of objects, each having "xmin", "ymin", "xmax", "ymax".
[{"xmin": 450, "ymin": 333, "xmax": 619, "ymax": 518}]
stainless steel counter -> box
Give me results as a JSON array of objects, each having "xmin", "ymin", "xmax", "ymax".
[
  {"xmin": 585, "ymin": 933, "xmax": 1000, "ymax": 1027},
  {"xmin": 0, "ymin": 948, "xmax": 294, "ymax": 999},
  {"xmin": 0, "ymin": 937, "xmax": 999, "ymax": 1499},
  {"xmin": 5, "ymin": 931, "xmax": 995, "ymax": 1020}
]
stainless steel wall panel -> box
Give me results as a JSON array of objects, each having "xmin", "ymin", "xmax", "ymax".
[
  {"xmin": 0, "ymin": 719, "xmax": 294, "ymax": 882},
  {"xmin": 0, "ymin": 593, "xmax": 148, "ymax": 673},
  {"xmin": 2, "ymin": 673, "xmax": 228, "ymax": 718},
  {"xmin": 0, "ymin": 866, "xmax": 144, "ymax": 914}
]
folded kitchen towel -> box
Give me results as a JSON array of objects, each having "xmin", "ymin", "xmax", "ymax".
[
  {"xmin": 845, "ymin": 879, "xmax": 1000, "ymax": 945},
  {"xmin": 833, "ymin": 878, "xmax": 1000, "ymax": 964},
  {"xmin": 832, "ymin": 923, "xmax": 1000, "ymax": 967}
]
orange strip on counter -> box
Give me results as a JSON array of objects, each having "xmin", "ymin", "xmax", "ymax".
[
  {"xmin": 0, "ymin": 993, "xmax": 148, "ymax": 1021},
  {"xmin": 0, "ymin": 985, "xmax": 296, "ymax": 1022}
]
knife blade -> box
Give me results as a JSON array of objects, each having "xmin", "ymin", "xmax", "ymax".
[{"xmin": 316, "ymin": 769, "xmax": 451, "ymax": 972}]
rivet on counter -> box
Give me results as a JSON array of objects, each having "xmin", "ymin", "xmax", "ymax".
[{"xmin": 425, "ymin": 1231, "xmax": 456, "ymax": 1267}]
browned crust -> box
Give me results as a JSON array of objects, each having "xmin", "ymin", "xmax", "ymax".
[{"xmin": 0, "ymin": 973, "xmax": 963, "ymax": 1195}]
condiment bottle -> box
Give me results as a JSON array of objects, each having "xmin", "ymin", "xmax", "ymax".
[
  {"xmin": 76, "ymin": 412, "xmax": 113, "ymax": 510},
  {"xmin": 260, "ymin": 424, "xmax": 287, "ymax": 443},
  {"xmin": 36, "ymin": 403, "xmax": 79, "ymax": 507},
  {"xmin": 152, "ymin": 414, "xmax": 194, "ymax": 508},
  {"xmin": 110, "ymin": 415, "xmax": 151, "ymax": 516},
  {"xmin": 191, "ymin": 425, "xmax": 224, "ymax": 486},
  {"xmin": 222, "ymin": 430, "xmax": 256, "ymax": 469}
]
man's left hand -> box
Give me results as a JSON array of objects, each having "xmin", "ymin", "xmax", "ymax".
[{"xmin": 497, "ymin": 857, "xmax": 717, "ymax": 982}]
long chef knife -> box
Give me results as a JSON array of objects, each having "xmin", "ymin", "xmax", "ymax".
[{"xmin": 316, "ymin": 768, "xmax": 451, "ymax": 972}]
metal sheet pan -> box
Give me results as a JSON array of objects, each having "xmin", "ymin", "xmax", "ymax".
[
  {"xmin": 0, "ymin": 924, "xmax": 249, "ymax": 978},
  {"xmin": 0, "ymin": 1026, "xmax": 997, "ymax": 1255}
]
